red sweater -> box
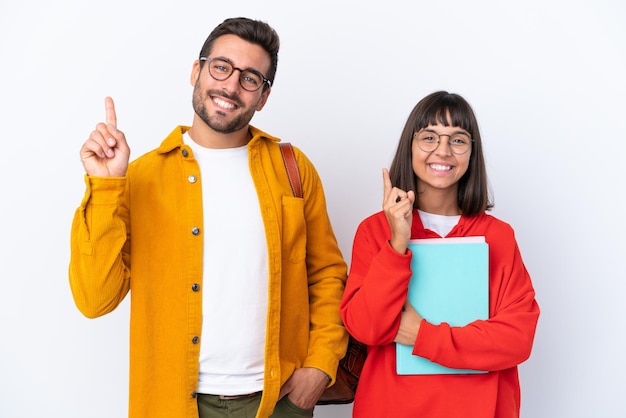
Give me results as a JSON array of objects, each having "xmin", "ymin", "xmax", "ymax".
[{"xmin": 340, "ymin": 210, "xmax": 539, "ymax": 418}]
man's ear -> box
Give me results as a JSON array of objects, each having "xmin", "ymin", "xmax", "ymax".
[
  {"xmin": 190, "ymin": 60, "xmax": 201, "ymax": 86},
  {"xmin": 255, "ymin": 88, "xmax": 271, "ymax": 111}
]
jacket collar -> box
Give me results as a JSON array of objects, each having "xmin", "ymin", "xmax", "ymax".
[{"xmin": 156, "ymin": 125, "xmax": 280, "ymax": 154}]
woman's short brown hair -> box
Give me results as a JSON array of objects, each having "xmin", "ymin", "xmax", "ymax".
[{"xmin": 389, "ymin": 91, "xmax": 492, "ymax": 216}]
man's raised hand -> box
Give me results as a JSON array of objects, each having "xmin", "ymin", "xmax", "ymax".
[{"xmin": 79, "ymin": 96, "xmax": 130, "ymax": 177}]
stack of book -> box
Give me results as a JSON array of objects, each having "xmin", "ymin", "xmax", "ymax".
[{"xmin": 396, "ymin": 236, "xmax": 489, "ymax": 375}]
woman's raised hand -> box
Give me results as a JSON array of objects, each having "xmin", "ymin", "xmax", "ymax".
[{"xmin": 382, "ymin": 168, "xmax": 415, "ymax": 254}]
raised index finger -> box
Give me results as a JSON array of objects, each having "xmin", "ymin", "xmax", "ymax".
[
  {"xmin": 105, "ymin": 96, "xmax": 117, "ymax": 128},
  {"xmin": 382, "ymin": 168, "xmax": 393, "ymax": 199}
]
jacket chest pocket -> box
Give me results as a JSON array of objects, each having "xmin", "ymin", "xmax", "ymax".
[{"xmin": 281, "ymin": 196, "xmax": 306, "ymax": 263}]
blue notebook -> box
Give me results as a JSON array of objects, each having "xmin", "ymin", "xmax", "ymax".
[{"xmin": 396, "ymin": 237, "xmax": 489, "ymax": 375}]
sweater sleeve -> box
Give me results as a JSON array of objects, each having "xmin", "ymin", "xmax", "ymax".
[
  {"xmin": 68, "ymin": 175, "xmax": 131, "ymax": 318},
  {"xmin": 340, "ymin": 213, "xmax": 413, "ymax": 346},
  {"xmin": 413, "ymin": 224, "xmax": 540, "ymax": 372}
]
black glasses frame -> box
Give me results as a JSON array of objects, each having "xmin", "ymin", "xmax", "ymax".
[{"xmin": 199, "ymin": 57, "xmax": 271, "ymax": 91}]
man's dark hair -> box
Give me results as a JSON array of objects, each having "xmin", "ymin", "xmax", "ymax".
[{"xmin": 199, "ymin": 17, "xmax": 280, "ymax": 91}]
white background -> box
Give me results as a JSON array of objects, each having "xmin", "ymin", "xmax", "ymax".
[{"xmin": 1, "ymin": 1, "xmax": 624, "ymax": 417}]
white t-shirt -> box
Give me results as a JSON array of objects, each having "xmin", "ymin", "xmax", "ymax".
[
  {"xmin": 186, "ymin": 133, "xmax": 268, "ymax": 395},
  {"xmin": 418, "ymin": 209, "xmax": 461, "ymax": 237}
]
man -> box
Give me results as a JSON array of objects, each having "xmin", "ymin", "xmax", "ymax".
[{"xmin": 69, "ymin": 17, "xmax": 348, "ymax": 418}]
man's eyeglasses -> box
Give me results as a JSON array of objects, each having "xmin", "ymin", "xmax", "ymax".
[
  {"xmin": 199, "ymin": 57, "xmax": 271, "ymax": 92},
  {"xmin": 413, "ymin": 130, "xmax": 474, "ymax": 155}
]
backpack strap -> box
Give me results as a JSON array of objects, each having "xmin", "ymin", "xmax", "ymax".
[{"xmin": 278, "ymin": 142, "xmax": 303, "ymax": 198}]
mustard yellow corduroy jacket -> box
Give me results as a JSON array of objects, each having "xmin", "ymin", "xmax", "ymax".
[{"xmin": 69, "ymin": 125, "xmax": 348, "ymax": 418}]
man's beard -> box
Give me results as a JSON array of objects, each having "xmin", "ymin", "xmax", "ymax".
[{"xmin": 192, "ymin": 82, "xmax": 257, "ymax": 134}]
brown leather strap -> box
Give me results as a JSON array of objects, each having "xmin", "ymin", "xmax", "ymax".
[{"xmin": 279, "ymin": 142, "xmax": 303, "ymax": 198}]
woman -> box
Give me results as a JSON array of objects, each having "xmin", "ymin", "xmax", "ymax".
[{"xmin": 340, "ymin": 91, "xmax": 540, "ymax": 417}]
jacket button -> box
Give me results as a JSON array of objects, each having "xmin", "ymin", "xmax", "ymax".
[
  {"xmin": 182, "ymin": 149, "xmax": 189, "ymax": 157},
  {"xmin": 188, "ymin": 175, "xmax": 197, "ymax": 183},
  {"xmin": 192, "ymin": 336, "xmax": 199, "ymax": 344},
  {"xmin": 191, "ymin": 283, "xmax": 200, "ymax": 292},
  {"xmin": 191, "ymin": 227, "xmax": 200, "ymax": 235}
]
